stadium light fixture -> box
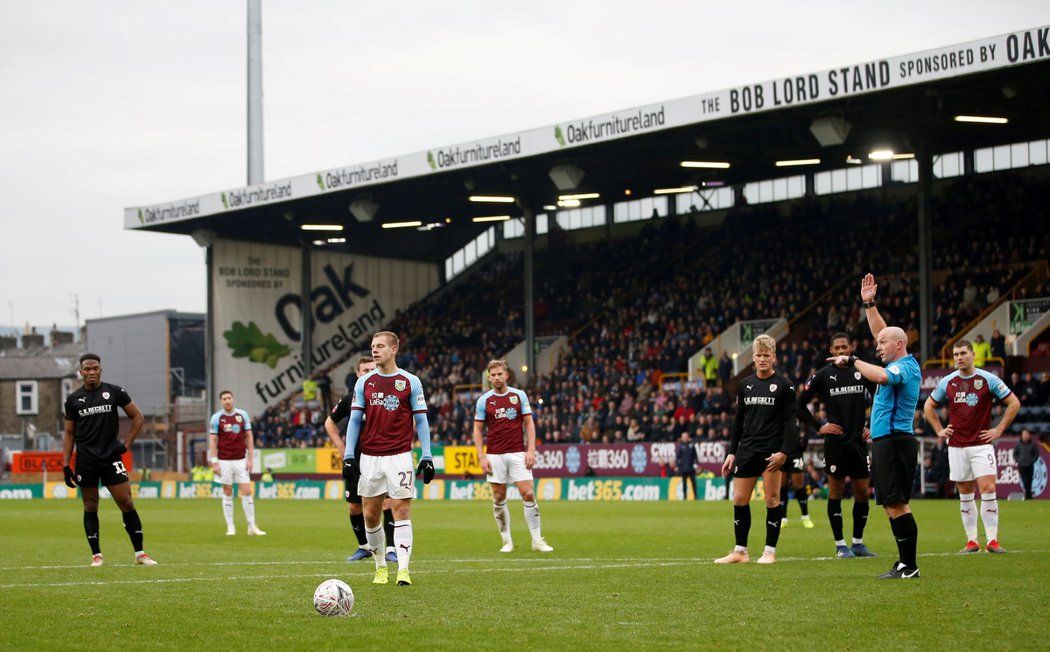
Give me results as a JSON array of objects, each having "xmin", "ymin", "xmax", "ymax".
[
  {"xmin": 680, "ymin": 161, "xmax": 730, "ymax": 169},
  {"xmin": 381, "ymin": 220, "xmax": 423, "ymax": 229},
  {"xmin": 543, "ymin": 205, "xmax": 558, "ymax": 211},
  {"xmin": 892, "ymin": 153, "xmax": 915, "ymax": 160},
  {"xmin": 845, "ymin": 155, "xmax": 863, "ymax": 165},
  {"xmin": 557, "ymin": 199, "xmax": 581, "ymax": 208},
  {"xmin": 775, "ymin": 158, "xmax": 821, "ymax": 167},
  {"xmin": 954, "ymin": 115, "xmax": 1008, "ymax": 124},
  {"xmin": 326, "ymin": 237, "xmax": 346, "ymax": 244},
  {"xmin": 468, "ymin": 195, "xmax": 516, "ymax": 203},
  {"xmin": 300, "ymin": 224, "xmax": 344, "ymax": 231},
  {"xmin": 312, "ymin": 239, "xmax": 326, "ymax": 246},
  {"xmin": 624, "ymin": 189, "xmax": 632, "ymax": 196},
  {"xmin": 558, "ymin": 192, "xmax": 600, "ymax": 201},
  {"xmin": 868, "ymin": 150, "xmax": 895, "ymax": 161},
  {"xmin": 471, "ymin": 215, "xmax": 511, "ymax": 223},
  {"xmin": 654, "ymin": 185, "xmax": 698, "ymax": 195}
]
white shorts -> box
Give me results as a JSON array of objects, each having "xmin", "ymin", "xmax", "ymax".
[
  {"xmin": 358, "ymin": 452, "xmax": 416, "ymax": 500},
  {"xmin": 216, "ymin": 458, "xmax": 250, "ymax": 485},
  {"xmin": 487, "ymin": 452, "xmax": 534, "ymax": 485},
  {"xmin": 948, "ymin": 444, "xmax": 997, "ymax": 482}
]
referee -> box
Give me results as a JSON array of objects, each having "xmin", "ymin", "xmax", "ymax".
[{"xmin": 828, "ymin": 274, "xmax": 921, "ymax": 579}]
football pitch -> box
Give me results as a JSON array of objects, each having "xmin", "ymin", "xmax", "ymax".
[{"xmin": 0, "ymin": 498, "xmax": 1047, "ymax": 650}]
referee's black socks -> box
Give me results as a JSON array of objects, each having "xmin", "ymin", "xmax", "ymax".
[
  {"xmin": 122, "ymin": 509, "xmax": 144, "ymax": 552},
  {"xmin": 890, "ymin": 513, "xmax": 918, "ymax": 569},
  {"xmin": 84, "ymin": 511, "xmax": 101, "ymax": 555}
]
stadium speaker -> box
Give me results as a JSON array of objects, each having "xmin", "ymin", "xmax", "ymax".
[
  {"xmin": 190, "ymin": 228, "xmax": 215, "ymax": 248},
  {"xmin": 809, "ymin": 116, "xmax": 851, "ymax": 147},
  {"xmin": 349, "ymin": 199, "xmax": 379, "ymax": 223},
  {"xmin": 548, "ymin": 164, "xmax": 585, "ymax": 191}
]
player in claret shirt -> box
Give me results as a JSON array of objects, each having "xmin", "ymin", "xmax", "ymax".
[
  {"xmin": 923, "ymin": 340, "xmax": 1019, "ymax": 553},
  {"xmin": 62, "ymin": 353, "xmax": 157, "ymax": 566},
  {"xmin": 208, "ymin": 390, "xmax": 264, "ymax": 536},
  {"xmin": 473, "ymin": 359, "xmax": 553, "ymax": 553},
  {"xmin": 715, "ymin": 335, "xmax": 797, "ymax": 565},
  {"xmin": 343, "ymin": 331, "xmax": 434, "ymax": 586}
]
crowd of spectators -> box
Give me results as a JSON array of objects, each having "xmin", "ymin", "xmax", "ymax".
[{"xmin": 252, "ymin": 173, "xmax": 1050, "ymax": 448}]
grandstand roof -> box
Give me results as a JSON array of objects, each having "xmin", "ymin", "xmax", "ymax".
[{"xmin": 127, "ymin": 25, "xmax": 1050, "ymax": 262}]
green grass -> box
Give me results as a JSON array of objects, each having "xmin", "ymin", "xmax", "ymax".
[{"xmin": 0, "ymin": 497, "xmax": 1047, "ymax": 650}]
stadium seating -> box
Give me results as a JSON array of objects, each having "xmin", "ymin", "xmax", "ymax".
[{"xmin": 254, "ymin": 172, "xmax": 1050, "ymax": 447}]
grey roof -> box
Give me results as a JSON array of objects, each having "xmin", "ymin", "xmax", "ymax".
[{"xmin": 0, "ymin": 354, "xmax": 79, "ymax": 380}]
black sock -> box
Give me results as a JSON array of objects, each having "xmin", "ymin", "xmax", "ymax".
[
  {"xmin": 891, "ymin": 513, "xmax": 918, "ymax": 568},
  {"xmin": 798, "ymin": 492, "xmax": 809, "ymax": 517},
  {"xmin": 349, "ymin": 512, "xmax": 367, "ymax": 546},
  {"xmin": 780, "ymin": 484, "xmax": 789, "ymax": 520},
  {"xmin": 827, "ymin": 499, "xmax": 844, "ymax": 541},
  {"xmin": 733, "ymin": 504, "xmax": 751, "ymax": 548},
  {"xmin": 766, "ymin": 506, "xmax": 782, "ymax": 548},
  {"xmin": 122, "ymin": 509, "xmax": 143, "ymax": 552},
  {"xmin": 84, "ymin": 511, "xmax": 101, "ymax": 555},
  {"xmin": 852, "ymin": 500, "xmax": 870, "ymax": 541},
  {"xmin": 383, "ymin": 509, "xmax": 395, "ymax": 549}
]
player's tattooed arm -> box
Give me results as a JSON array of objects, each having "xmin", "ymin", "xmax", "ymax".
[{"xmin": 473, "ymin": 420, "xmax": 491, "ymax": 474}]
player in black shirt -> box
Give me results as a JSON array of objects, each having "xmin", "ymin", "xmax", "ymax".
[
  {"xmin": 715, "ymin": 335, "xmax": 797, "ymax": 565},
  {"xmin": 323, "ymin": 355, "xmax": 396, "ymax": 563},
  {"xmin": 798, "ymin": 332, "xmax": 877, "ymax": 558},
  {"xmin": 61, "ymin": 353, "xmax": 157, "ymax": 566},
  {"xmin": 779, "ymin": 426, "xmax": 812, "ymax": 529}
]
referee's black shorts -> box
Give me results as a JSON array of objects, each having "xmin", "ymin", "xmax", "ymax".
[{"xmin": 871, "ymin": 434, "xmax": 918, "ymax": 506}]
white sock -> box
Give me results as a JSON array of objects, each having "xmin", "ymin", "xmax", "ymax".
[
  {"xmin": 852, "ymin": 537, "xmax": 864, "ymax": 545},
  {"xmin": 980, "ymin": 492, "xmax": 999, "ymax": 541},
  {"xmin": 733, "ymin": 545, "xmax": 747, "ymax": 553},
  {"xmin": 240, "ymin": 495, "xmax": 256, "ymax": 528},
  {"xmin": 835, "ymin": 539, "xmax": 847, "ymax": 547},
  {"xmin": 763, "ymin": 545, "xmax": 776, "ymax": 555},
  {"xmin": 386, "ymin": 545, "xmax": 396, "ymax": 554},
  {"xmin": 523, "ymin": 501, "xmax": 542, "ymax": 541},
  {"xmin": 365, "ymin": 524, "xmax": 386, "ymax": 568},
  {"xmin": 493, "ymin": 501, "xmax": 511, "ymax": 541},
  {"xmin": 959, "ymin": 493, "xmax": 978, "ymax": 541},
  {"xmin": 393, "ymin": 520, "xmax": 413, "ymax": 571},
  {"xmin": 222, "ymin": 496, "xmax": 234, "ymax": 529}
]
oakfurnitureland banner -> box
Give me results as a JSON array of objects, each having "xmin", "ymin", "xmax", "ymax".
[
  {"xmin": 211, "ymin": 239, "xmax": 439, "ymax": 417},
  {"xmin": 127, "ymin": 26, "xmax": 1050, "ymax": 229}
]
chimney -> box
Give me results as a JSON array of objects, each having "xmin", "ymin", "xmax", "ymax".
[
  {"xmin": 50, "ymin": 330, "xmax": 74, "ymax": 346},
  {"xmin": 22, "ymin": 329, "xmax": 45, "ymax": 349},
  {"xmin": 0, "ymin": 335, "xmax": 16, "ymax": 352}
]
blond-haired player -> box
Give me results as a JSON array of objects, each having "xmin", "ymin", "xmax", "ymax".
[
  {"xmin": 715, "ymin": 335, "xmax": 797, "ymax": 565},
  {"xmin": 473, "ymin": 360, "xmax": 553, "ymax": 553}
]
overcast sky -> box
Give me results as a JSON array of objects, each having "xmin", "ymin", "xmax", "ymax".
[{"xmin": 0, "ymin": 1, "xmax": 1045, "ymax": 330}]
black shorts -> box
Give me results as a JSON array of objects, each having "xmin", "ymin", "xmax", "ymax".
[
  {"xmin": 871, "ymin": 435, "xmax": 918, "ymax": 506},
  {"xmin": 824, "ymin": 441, "xmax": 871, "ymax": 480},
  {"xmin": 75, "ymin": 455, "xmax": 129, "ymax": 488},
  {"xmin": 783, "ymin": 455, "xmax": 805, "ymax": 474},
  {"xmin": 344, "ymin": 478, "xmax": 361, "ymax": 505},
  {"xmin": 733, "ymin": 452, "xmax": 777, "ymax": 479}
]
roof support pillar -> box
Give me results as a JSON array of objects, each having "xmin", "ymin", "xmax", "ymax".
[
  {"xmin": 523, "ymin": 206, "xmax": 536, "ymax": 384},
  {"xmin": 917, "ymin": 145, "xmax": 934, "ymax": 363},
  {"xmin": 301, "ymin": 244, "xmax": 313, "ymax": 377}
]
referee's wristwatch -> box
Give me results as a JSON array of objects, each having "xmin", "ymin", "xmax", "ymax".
[{"xmin": 862, "ymin": 300, "xmax": 876, "ymax": 309}]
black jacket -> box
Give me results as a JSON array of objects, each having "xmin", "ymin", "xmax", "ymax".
[
  {"xmin": 676, "ymin": 440, "xmax": 699, "ymax": 475},
  {"xmin": 1014, "ymin": 439, "xmax": 1040, "ymax": 467}
]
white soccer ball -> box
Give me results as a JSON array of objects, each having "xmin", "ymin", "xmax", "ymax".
[{"xmin": 313, "ymin": 579, "xmax": 354, "ymax": 616}]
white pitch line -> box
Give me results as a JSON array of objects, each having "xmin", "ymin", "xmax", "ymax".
[
  {"xmin": 0, "ymin": 549, "xmax": 1043, "ymax": 590},
  {"xmin": 0, "ymin": 556, "xmax": 689, "ymax": 572}
]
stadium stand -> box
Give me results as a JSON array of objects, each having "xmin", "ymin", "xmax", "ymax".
[{"xmin": 253, "ymin": 171, "xmax": 1050, "ymax": 447}]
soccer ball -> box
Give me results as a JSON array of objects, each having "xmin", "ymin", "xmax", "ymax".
[{"xmin": 313, "ymin": 579, "xmax": 354, "ymax": 616}]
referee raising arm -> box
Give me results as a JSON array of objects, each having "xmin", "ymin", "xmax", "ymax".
[{"xmin": 827, "ymin": 274, "xmax": 922, "ymax": 579}]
